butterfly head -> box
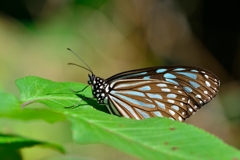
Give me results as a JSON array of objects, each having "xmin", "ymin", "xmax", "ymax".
[
  {"xmin": 67, "ymin": 48, "xmax": 108, "ymax": 104},
  {"xmin": 87, "ymin": 74, "xmax": 95, "ymax": 85}
]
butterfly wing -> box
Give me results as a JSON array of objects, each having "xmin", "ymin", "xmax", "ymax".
[
  {"xmin": 106, "ymin": 79, "xmax": 198, "ymax": 121},
  {"xmin": 106, "ymin": 66, "xmax": 220, "ymax": 106},
  {"xmin": 104, "ymin": 66, "xmax": 220, "ymax": 121}
]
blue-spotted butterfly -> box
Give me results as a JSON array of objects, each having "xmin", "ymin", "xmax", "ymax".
[{"xmin": 68, "ymin": 48, "xmax": 220, "ymax": 122}]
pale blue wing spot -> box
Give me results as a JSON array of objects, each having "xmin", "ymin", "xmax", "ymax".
[
  {"xmin": 110, "ymin": 91, "xmax": 155, "ymax": 108},
  {"xmin": 138, "ymin": 86, "xmax": 151, "ymax": 91},
  {"xmin": 189, "ymin": 81, "xmax": 200, "ymax": 88},
  {"xmin": 169, "ymin": 110, "xmax": 175, "ymax": 115},
  {"xmin": 154, "ymin": 100, "xmax": 166, "ymax": 109},
  {"xmin": 205, "ymin": 81, "xmax": 211, "ymax": 87},
  {"xmin": 116, "ymin": 90, "xmax": 145, "ymax": 97},
  {"xmin": 139, "ymin": 72, "xmax": 148, "ymax": 75},
  {"xmin": 166, "ymin": 78, "xmax": 179, "ymax": 85},
  {"xmin": 173, "ymin": 68, "xmax": 186, "ymax": 71},
  {"xmin": 161, "ymin": 88, "xmax": 171, "ymax": 92},
  {"xmin": 176, "ymin": 72, "xmax": 197, "ymax": 79},
  {"xmin": 168, "ymin": 99, "xmax": 175, "ymax": 103},
  {"xmin": 167, "ymin": 94, "xmax": 177, "ymax": 99},
  {"xmin": 171, "ymin": 105, "xmax": 179, "ymax": 111},
  {"xmin": 183, "ymin": 86, "xmax": 193, "ymax": 93},
  {"xmin": 196, "ymin": 94, "xmax": 201, "ymax": 98},
  {"xmin": 164, "ymin": 73, "xmax": 177, "ymax": 79},
  {"xmin": 145, "ymin": 98, "xmax": 153, "ymax": 102},
  {"xmin": 143, "ymin": 76, "xmax": 151, "ymax": 80},
  {"xmin": 157, "ymin": 83, "xmax": 167, "ymax": 87},
  {"xmin": 114, "ymin": 81, "xmax": 150, "ymax": 89},
  {"xmin": 153, "ymin": 111, "xmax": 163, "ymax": 117},
  {"xmin": 135, "ymin": 108, "xmax": 150, "ymax": 118},
  {"xmin": 116, "ymin": 72, "xmax": 148, "ymax": 80},
  {"xmin": 147, "ymin": 93, "xmax": 162, "ymax": 99},
  {"xmin": 191, "ymin": 69, "xmax": 198, "ymax": 73},
  {"xmin": 156, "ymin": 68, "xmax": 167, "ymax": 73}
]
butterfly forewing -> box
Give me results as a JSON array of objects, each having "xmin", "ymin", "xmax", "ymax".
[
  {"xmin": 106, "ymin": 66, "xmax": 220, "ymax": 105},
  {"xmin": 89, "ymin": 66, "xmax": 220, "ymax": 121}
]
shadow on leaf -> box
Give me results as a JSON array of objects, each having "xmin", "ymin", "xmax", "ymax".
[{"xmin": 70, "ymin": 94, "xmax": 110, "ymax": 114}]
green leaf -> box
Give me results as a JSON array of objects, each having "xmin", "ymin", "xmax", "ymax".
[
  {"xmin": 0, "ymin": 92, "xmax": 65, "ymax": 123},
  {"xmin": 16, "ymin": 76, "xmax": 86, "ymax": 109},
  {"xmin": 0, "ymin": 92, "xmax": 20, "ymax": 113},
  {"xmin": 66, "ymin": 108, "xmax": 240, "ymax": 160},
  {"xmin": 17, "ymin": 76, "xmax": 240, "ymax": 160},
  {"xmin": 0, "ymin": 148, "xmax": 22, "ymax": 160},
  {"xmin": 47, "ymin": 156, "xmax": 90, "ymax": 160},
  {"xmin": 0, "ymin": 133, "xmax": 64, "ymax": 153},
  {"xmin": 16, "ymin": 76, "xmax": 108, "ymax": 113}
]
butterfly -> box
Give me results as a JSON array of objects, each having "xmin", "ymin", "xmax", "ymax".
[{"xmin": 68, "ymin": 48, "xmax": 220, "ymax": 122}]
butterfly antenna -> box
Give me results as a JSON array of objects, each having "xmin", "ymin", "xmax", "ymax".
[
  {"xmin": 67, "ymin": 48, "xmax": 93, "ymax": 74},
  {"xmin": 68, "ymin": 63, "xmax": 92, "ymax": 73}
]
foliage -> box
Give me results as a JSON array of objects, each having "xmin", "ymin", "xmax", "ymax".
[{"xmin": 0, "ymin": 76, "xmax": 238, "ymax": 159}]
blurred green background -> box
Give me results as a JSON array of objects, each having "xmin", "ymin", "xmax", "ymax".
[{"xmin": 0, "ymin": 0, "xmax": 240, "ymax": 159}]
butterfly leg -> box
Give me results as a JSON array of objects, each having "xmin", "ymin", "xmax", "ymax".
[
  {"xmin": 70, "ymin": 85, "xmax": 89, "ymax": 94},
  {"xmin": 65, "ymin": 100, "xmax": 83, "ymax": 109},
  {"xmin": 65, "ymin": 94, "xmax": 94, "ymax": 109}
]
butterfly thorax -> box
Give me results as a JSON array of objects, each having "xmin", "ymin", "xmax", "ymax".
[{"xmin": 88, "ymin": 74, "xmax": 108, "ymax": 104}]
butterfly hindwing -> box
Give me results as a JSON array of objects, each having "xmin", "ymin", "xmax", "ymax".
[{"xmin": 106, "ymin": 79, "xmax": 199, "ymax": 121}]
